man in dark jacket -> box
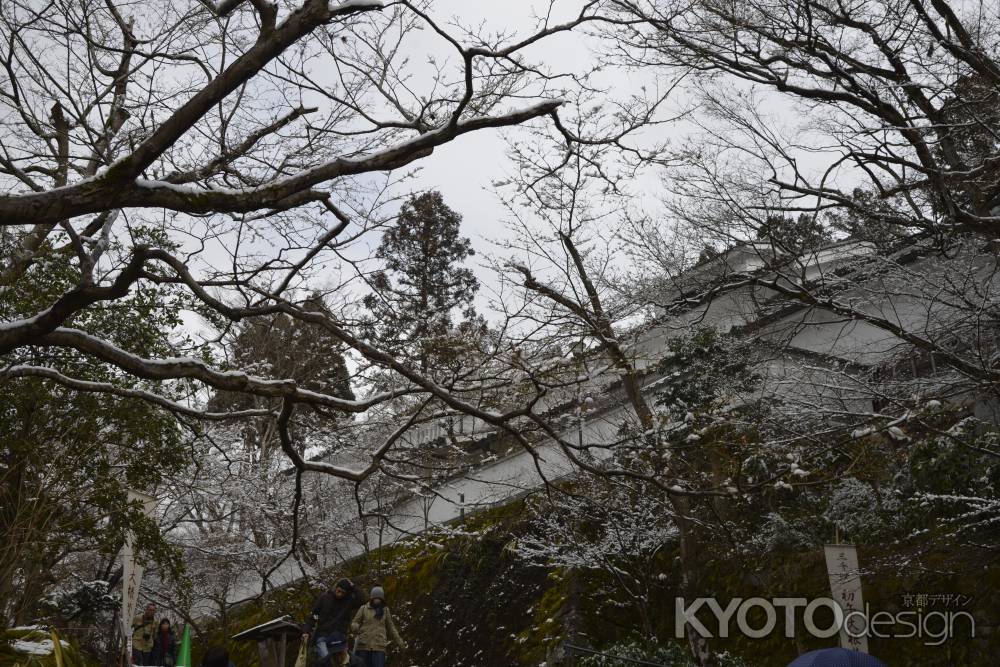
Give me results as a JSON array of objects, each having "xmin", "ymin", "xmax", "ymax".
[{"xmin": 302, "ymin": 578, "xmax": 360, "ymax": 667}]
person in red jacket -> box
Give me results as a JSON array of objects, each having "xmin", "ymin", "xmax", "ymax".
[{"xmin": 151, "ymin": 619, "xmax": 176, "ymax": 666}]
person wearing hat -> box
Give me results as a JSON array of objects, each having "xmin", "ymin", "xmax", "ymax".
[
  {"xmin": 302, "ymin": 578, "xmax": 361, "ymax": 667},
  {"xmin": 131, "ymin": 603, "xmax": 158, "ymax": 665},
  {"xmin": 349, "ymin": 586, "xmax": 406, "ymax": 667}
]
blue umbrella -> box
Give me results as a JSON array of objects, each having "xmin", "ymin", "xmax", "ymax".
[{"xmin": 787, "ymin": 648, "xmax": 888, "ymax": 667}]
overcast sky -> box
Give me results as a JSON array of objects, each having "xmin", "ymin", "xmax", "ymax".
[
  {"xmin": 388, "ymin": 1, "xmax": 662, "ymax": 310},
  {"xmin": 182, "ymin": 1, "xmax": 824, "ymax": 334}
]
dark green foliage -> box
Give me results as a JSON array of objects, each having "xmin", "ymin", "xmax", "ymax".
[
  {"xmin": 576, "ymin": 636, "xmax": 747, "ymax": 667},
  {"xmin": 207, "ymin": 293, "xmax": 354, "ymax": 463},
  {"xmin": 741, "ymin": 407, "xmax": 1000, "ymax": 551},
  {"xmin": 827, "ymin": 188, "xmax": 915, "ymax": 248},
  {"xmin": 908, "ymin": 420, "xmax": 1000, "ymax": 498},
  {"xmin": 213, "ymin": 295, "xmax": 353, "ymax": 414},
  {"xmin": 653, "ymin": 327, "xmax": 759, "ymax": 422},
  {"xmin": 755, "ymin": 214, "xmax": 832, "ymax": 253},
  {"xmin": 641, "ymin": 327, "xmax": 766, "ymax": 495},
  {"xmin": 36, "ymin": 580, "xmax": 117, "ymax": 627},
  {"xmin": 938, "ymin": 73, "xmax": 1000, "ymax": 215},
  {"xmin": 363, "ymin": 191, "xmax": 479, "ymax": 372},
  {"xmin": 1, "ymin": 227, "xmax": 192, "ymax": 625}
]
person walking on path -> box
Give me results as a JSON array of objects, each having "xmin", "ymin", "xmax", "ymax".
[
  {"xmin": 349, "ymin": 586, "xmax": 406, "ymax": 667},
  {"xmin": 151, "ymin": 618, "xmax": 176, "ymax": 666},
  {"xmin": 302, "ymin": 578, "xmax": 361, "ymax": 667},
  {"xmin": 131, "ymin": 603, "xmax": 158, "ymax": 665},
  {"xmin": 201, "ymin": 646, "xmax": 236, "ymax": 667}
]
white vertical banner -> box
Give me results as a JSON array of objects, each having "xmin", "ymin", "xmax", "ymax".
[
  {"xmin": 121, "ymin": 490, "xmax": 157, "ymax": 661},
  {"xmin": 824, "ymin": 543, "xmax": 869, "ymax": 653}
]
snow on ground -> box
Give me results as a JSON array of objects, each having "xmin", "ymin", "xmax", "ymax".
[
  {"xmin": 12, "ymin": 638, "xmax": 70, "ymax": 656},
  {"xmin": 9, "ymin": 627, "xmax": 72, "ymax": 657}
]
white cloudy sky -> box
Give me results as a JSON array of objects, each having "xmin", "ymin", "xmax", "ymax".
[
  {"xmin": 172, "ymin": 1, "xmax": 624, "ymax": 336},
  {"xmin": 178, "ymin": 0, "xmax": 830, "ymax": 334},
  {"xmin": 378, "ymin": 1, "xmax": 670, "ymax": 307},
  {"xmin": 383, "ymin": 1, "xmax": 827, "ymax": 278}
]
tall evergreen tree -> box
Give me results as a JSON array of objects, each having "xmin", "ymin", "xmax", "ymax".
[
  {"xmin": 364, "ymin": 191, "xmax": 480, "ymax": 371},
  {"xmin": 209, "ymin": 294, "xmax": 355, "ymax": 465}
]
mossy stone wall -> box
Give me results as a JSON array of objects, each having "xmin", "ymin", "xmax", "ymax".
[{"xmin": 196, "ymin": 501, "xmax": 999, "ymax": 666}]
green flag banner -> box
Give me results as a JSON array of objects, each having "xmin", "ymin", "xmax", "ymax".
[{"xmin": 177, "ymin": 625, "xmax": 192, "ymax": 667}]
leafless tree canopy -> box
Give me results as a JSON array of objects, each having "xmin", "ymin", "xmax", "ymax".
[
  {"xmin": 4, "ymin": 1, "xmax": 1000, "ymax": 661},
  {"xmin": 604, "ymin": 0, "xmax": 1000, "ymax": 236},
  {"xmin": 0, "ymin": 0, "xmax": 618, "ymax": 480}
]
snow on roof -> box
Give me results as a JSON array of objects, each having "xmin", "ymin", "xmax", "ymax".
[{"xmin": 231, "ymin": 615, "xmax": 302, "ymax": 641}]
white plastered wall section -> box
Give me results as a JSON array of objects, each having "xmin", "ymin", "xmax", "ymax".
[{"xmin": 210, "ymin": 243, "xmax": 991, "ymax": 610}]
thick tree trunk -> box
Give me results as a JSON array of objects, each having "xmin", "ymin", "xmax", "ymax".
[{"xmin": 672, "ymin": 496, "xmax": 715, "ymax": 667}]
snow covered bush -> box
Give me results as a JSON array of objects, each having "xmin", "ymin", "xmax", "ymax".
[
  {"xmin": 576, "ymin": 636, "xmax": 748, "ymax": 667},
  {"xmin": 37, "ymin": 580, "xmax": 116, "ymax": 625},
  {"xmin": 0, "ymin": 627, "xmax": 89, "ymax": 667},
  {"xmin": 824, "ymin": 477, "xmax": 900, "ymax": 542},
  {"xmin": 748, "ymin": 513, "xmax": 820, "ymax": 554}
]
